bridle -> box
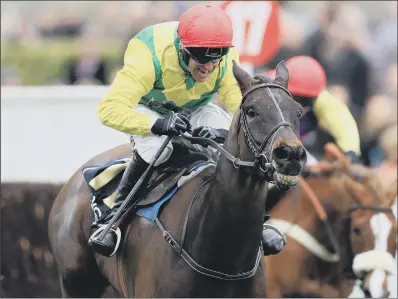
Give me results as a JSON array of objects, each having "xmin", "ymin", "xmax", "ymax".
[
  {"xmin": 348, "ymin": 204, "xmax": 394, "ymax": 214},
  {"xmin": 183, "ymin": 82, "xmax": 297, "ymax": 182},
  {"xmin": 346, "ymin": 203, "xmax": 394, "ymax": 298},
  {"xmin": 240, "ymin": 82, "xmax": 295, "ymax": 179}
]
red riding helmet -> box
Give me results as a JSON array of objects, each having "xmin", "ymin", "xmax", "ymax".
[
  {"xmin": 178, "ymin": 3, "xmax": 233, "ymax": 48},
  {"xmin": 265, "ymin": 56, "xmax": 327, "ymax": 97}
]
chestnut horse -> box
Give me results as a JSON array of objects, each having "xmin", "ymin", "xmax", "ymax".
[
  {"xmin": 264, "ymin": 144, "xmax": 397, "ymax": 298},
  {"xmin": 48, "ymin": 61, "xmax": 306, "ymax": 297}
]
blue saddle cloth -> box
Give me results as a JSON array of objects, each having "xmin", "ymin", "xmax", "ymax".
[{"xmin": 136, "ymin": 186, "xmax": 179, "ymax": 221}]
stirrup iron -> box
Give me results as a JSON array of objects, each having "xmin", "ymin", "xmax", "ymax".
[
  {"xmin": 88, "ymin": 225, "xmax": 122, "ymax": 257},
  {"xmin": 263, "ymin": 223, "xmax": 287, "ymax": 245}
]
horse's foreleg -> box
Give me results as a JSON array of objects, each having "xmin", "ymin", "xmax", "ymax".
[
  {"xmin": 58, "ymin": 268, "xmax": 109, "ymax": 298},
  {"xmin": 59, "ymin": 276, "xmax": 68, "ymax": 298},
  {"xmin": 265, "ymin": 283, "xmax": 282, "ymax": 298},
  {"xmin": 296, "ymin": 278, "xmax": 340, "ymax": 297}
]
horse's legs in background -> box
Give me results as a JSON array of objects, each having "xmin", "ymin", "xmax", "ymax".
[
  {"xmin": 295, "ymin": 278, "xmax": 341, "ymax": 297},
  {"xmin": 265, "ymin": 282, "xmax": 282, "ymax": 298},
  {"xmin": 264, "ymin": 258, "xmax": 283, "ymax": 297}
]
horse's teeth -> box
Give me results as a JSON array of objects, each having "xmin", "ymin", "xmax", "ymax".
[{"xmin": 277, "ymin": 173, "xmax": 297, "ymax": 182}]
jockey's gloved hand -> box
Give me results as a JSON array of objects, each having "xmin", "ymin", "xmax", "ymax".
[
  {"xmin": 151, "ymin": 112, "xmax": 192, "ymax": 136},
  {"xmin": 192, "ymin": 126, "xmax": 228, "ymax": 143},
  {"xmin": 344, "ymin": 151, "xmax": 361, "ymax": 164}
]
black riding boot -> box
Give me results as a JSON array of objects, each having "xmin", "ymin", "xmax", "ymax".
[
  {"xmin": 262, "ymin": 214, "xmax": 287, "ymax": 256},
  {"xmin": 88, "ymin": 150, "xmax": 149, "ymax": 257}
]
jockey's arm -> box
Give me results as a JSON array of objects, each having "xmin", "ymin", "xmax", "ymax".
[
  {"xmin": 313, "ymin": 90, "xmax": 361, "ymax": 156},
  {"xmin": 97, "ymin": 38, "xmax": 157, "ymax": 136},
  {"xmin": 217, "ymin": 48, "xmax": 242, "ymax": 117}
]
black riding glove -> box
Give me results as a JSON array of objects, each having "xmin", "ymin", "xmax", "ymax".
[
  {"xmin": 192, "ymin": 126, "xmax": 228, "ymax": 143},
  {"xmin": 151, "ymin": 113, "xmax": 192, "ymax": 136}
]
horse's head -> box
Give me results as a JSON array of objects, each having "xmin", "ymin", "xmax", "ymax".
[
  {"xmin": 343, "ymin": 170, "xmax": 396, "ymax": 298},
  {"xmin": 311, "ymin": 144, "xmax": 397, "ymax": 298},
  {"xmin": 231, "ymin": 61, "xmax": 306, "ymax": 190}
]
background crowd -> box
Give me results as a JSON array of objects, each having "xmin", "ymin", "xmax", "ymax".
[{"xmin": 1, "ymin": 1, "xmax": 397, "ymax": 181}]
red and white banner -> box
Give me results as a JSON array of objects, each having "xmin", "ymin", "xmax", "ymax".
[{"xmin": 220, "ymin": 0, "xmax": 281, "ymax": 67}]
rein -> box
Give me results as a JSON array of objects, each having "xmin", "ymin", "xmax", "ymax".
[{"xmin": 279, "ymin": 176, "xmax": 341, "ymax": 261}]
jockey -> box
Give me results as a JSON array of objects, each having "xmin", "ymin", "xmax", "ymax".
[
  {"xmin": 89, "ymin": 3, "xmax": 286, "ymax": 257},
  {"xmin": 264, "ymin": 55, "xmax": 361, "ymax": 166}
]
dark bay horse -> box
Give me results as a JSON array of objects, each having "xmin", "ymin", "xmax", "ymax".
[
  {"xmin": 264, "ymin": 144, "xmax": 397, "ymax": 298},
  {"xmin": 48, "ymin": 61, "xmax": 306, "ymax": 297}
]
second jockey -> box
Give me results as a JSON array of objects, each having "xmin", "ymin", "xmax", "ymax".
[
  {"xmin": 88, "ymin": 3, "xmax": 286, "ymax": 258},
  {"xmin": 264, "ymin": 55, "xmax": 361, "ymax": 166}
]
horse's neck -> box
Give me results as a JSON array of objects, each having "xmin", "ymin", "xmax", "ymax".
[
  {"xmin": 187, "ymin": 124, "xmax": 268, "ymax": 273},
  {"xmin": 289, "ymin": 178, "xmax": 354, "ymax": 283},
  {"xmin": 297, "ymin": 178, "xmax": 348, "ymax": 241}
]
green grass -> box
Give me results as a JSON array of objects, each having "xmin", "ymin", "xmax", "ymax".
[{"xmin": 1, "ymin": 39, "xmax": 124, "ymax": 85}]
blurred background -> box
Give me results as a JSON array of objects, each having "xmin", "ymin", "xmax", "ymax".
[{"xmin": 1, "ymin": 1, "xmax": 397, "ymax": 297}]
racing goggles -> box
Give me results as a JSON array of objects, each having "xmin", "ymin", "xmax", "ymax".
[{"xmin": 184, "ymin": 47, "xmax": 229, "ymax": 64}]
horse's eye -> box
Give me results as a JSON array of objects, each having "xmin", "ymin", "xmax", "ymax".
[
  {"xmin": 352, "ymin": 227, "xmax": 361, "ymax": 236},
  {"xmin": 297, "ymin": 109, "xmax": 303, "ymax": 118},
  {"xmin": 246, "ymin": 107, "xmax": 256, "ymax": 117}
]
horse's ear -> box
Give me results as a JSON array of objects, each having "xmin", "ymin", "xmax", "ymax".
[
  {"xmin": 324, "ymin": 143, "xmax": 347, "ymax": 163},
  {"xmin": 274, "ymin": 60, "xmax": 289, "ymax": 89},
  {"xmin": 344, "ymin": 179, "xmax": 372, "ymax": 205},
  {"xmin": 233, "ymin": 60, "xmax": 252, "ymax": 93}
]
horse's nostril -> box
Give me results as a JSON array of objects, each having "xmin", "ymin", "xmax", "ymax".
[
  {"xmin": 273, "ymin": 146, "xmax": 290, "ymax": 160},
  {"xmin": 299, "ymin": 147, "xmax": 306, "ymax": 160}
]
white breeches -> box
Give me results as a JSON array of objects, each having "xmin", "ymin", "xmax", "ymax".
[{"xmin": 129, "ymin": 103, "xmax": 232, "ymax": 166}]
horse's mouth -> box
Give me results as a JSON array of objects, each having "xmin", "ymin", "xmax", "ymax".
[{"xmin": 273, "ymin": 172, "xmax": 299, "ymax": 191}]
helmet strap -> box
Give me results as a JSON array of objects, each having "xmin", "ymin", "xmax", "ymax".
[{"xmin": 180, "ymin": 48, "xmax": 190, "ymax": 66}]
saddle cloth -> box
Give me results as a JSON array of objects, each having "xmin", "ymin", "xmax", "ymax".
[{"xmin": 82, "ymin": 152, "xmax": 215, "ymax": 225}]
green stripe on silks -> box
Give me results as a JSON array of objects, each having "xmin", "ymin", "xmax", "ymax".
[
  {"xmin": 173, "ymin": 28, "xmax": 196, "ymax": 90},
  {"xmin": 140, "ymin": 91, "xmax": 169, "ymax": 116},
  {"xmin": 135, "ymin": 25, "xmax": 170, "ymax": 115},
  {"xmin": 135, "ymin": 25, "xmax": 163, "ymax": 83}
]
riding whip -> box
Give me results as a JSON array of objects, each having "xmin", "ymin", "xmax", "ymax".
[{"xmin": 96, "ymin": 101, "xmax": 190, "ymax": 241}]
